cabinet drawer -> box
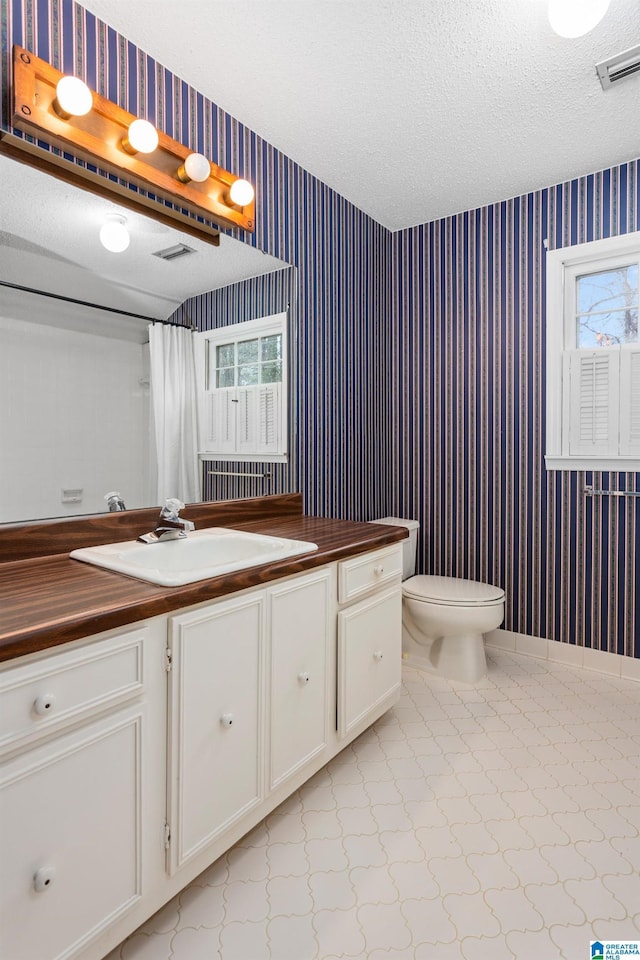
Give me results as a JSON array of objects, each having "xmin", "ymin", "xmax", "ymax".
[
  {"xmin": 338, "ymin": 545, "xmax": 402, "ymax": 604},
  {"xmin": 0, "ymin": 627, "xmax": 145, "ymax": 755}
]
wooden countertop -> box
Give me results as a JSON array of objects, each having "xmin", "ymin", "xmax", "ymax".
[{"xmin": 0, "ymin": 507, "xmax": 407, "ymax": 663}]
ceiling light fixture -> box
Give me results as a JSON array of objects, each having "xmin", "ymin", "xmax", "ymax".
[
  {"xmin": 99, "ymin": 215, "xmax": 130, "ymax": 253},
  {"xmin": 177, "ymin": 152, "xmax": 211, "ymax": 184},
  {"xmin": 53, "ymin": 75, "xmax": 93, "ymax": 118},
  {"xmin": 122, "ymin": 118, "xmax": 159, "ymax": 155},
  {"xmin": 229, "ymin": 179, "xmax": 255, "ymax": 207},
  {"xmin": 548, "ymin": 0, "xmax": 611, "ymax": 38},
  {"xmin": 7, "ymin": 45, "xmax": 256, "ymax": 237}
]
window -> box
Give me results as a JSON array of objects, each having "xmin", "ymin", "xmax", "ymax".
[
  {"xmin": 546, "ymin": 232, "xmax": 640, "ymax": 471},
  {"xmin": 194, "ymin": 313, "xmax": 287, "ymax": 462}
]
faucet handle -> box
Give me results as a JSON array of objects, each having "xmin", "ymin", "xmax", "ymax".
[
  {"xmin": 160, "ymin": 498, "xmax": 185, "ymax": 520},
  {"xmin": 104, "ymin": 491, "xmax": 126, "ymax": 512}
]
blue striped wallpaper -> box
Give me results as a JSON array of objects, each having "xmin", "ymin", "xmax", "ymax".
[
  {"xmin": 390, "ymin": 169, "xmax": 639, "ymax": 659},
  {"xmin": 2, "ymin": 0, "xmax": 638, "ymax": 658}
]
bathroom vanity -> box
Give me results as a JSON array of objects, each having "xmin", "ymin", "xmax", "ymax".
[{"xmin": 0, "ymin": 495, "xmax": 406, "ymax": 960}]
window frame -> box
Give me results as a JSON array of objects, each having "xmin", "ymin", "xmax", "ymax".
[
  {"xmin": 545, "ymin": 230, "xmax": 640, "ymax": 472},
  {"xmin": 194, "ymin": 312, "xmax": 288, "ymax": 463}
]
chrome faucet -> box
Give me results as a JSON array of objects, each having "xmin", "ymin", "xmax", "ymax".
[
  {"xmin": 138, "ymin": 498, "xmax": 195, "ymax": 543},
  {"xmin": 104, "ymin": 491, "xmax": 126, "ymax": 512}
]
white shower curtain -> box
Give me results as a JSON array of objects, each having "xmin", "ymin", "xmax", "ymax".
[{"xmin": 148, "ymin": 323, "xmax": 199, "ymax": 506}]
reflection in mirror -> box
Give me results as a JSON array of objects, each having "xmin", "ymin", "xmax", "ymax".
[{"xmin": 0, "ymin": 155, "xmax": 294, "ymax": 524}]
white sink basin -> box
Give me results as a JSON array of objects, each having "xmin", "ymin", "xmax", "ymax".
[{"xmin": 70, "ymin": 527, "xmax": 319, "ymax": 586}]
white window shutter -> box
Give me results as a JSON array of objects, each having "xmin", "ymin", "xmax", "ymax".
[
  {"xmin": 194, "ymin": 314, "xmax": 287, "ymax": 461},
  {"xmin": 202, "ymin": 388, "xmax": 236, "ymax": 454},
  {"xmin": 257, "ymin": 384, "xmax": 282, "ymax": 454},
  {"xmin": 567, "ymin": 350, "xmax": 619, "ymax": 457},
  {"xmin": 619, "ymin": 347, "xmax": 640, "ymax": 456},
  {"xmin": 235, "ymin": 387, "xmax": 258, "ymax": 455}
]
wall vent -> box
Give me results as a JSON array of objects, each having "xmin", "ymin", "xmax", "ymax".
[
  {"xmin": 596, "ymin": 43, "xmax": 640, "ymax": 90},
  {"xmin": 152, "ymin": 243, "xmax": 196, "ymax": 262}
]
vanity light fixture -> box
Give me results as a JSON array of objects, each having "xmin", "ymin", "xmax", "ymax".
[
  {"xmin": 548, "ymin": 0, "xmax": 611, "ymax": 38},
  {"xmin": 228, "ymin": 178, "xmax": 255, "ymax": 207},
  {"xmin": 99, "ymin": 215, "xmax": 130, "ymax": 253},
  {"xmin": 177, "ymin": 152, "xmax": 211, "ymax": 184},
  {"xmin": 122, "ymin": 119, "xmax": 159, "ymax": 155},
  {"xmin": 53, "ymin": 76, "xmax": 93, "ymax": 118},
  {"xmin": 6, "ymin": 46, "xmax": 256, "ymax": 237}
]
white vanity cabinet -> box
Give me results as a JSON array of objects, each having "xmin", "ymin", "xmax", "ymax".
[
  {"xmin": 0, "ymin": 539, "xmax": 403, "ymax": 960},
  {"xmin": 337, "ymin": 544, "xmax": 403, "ymax": 738},
  {"xmin": 166, "ymin": 565, "xmax": 335, "ymax": 874},
  {"xmin": 0, "ymin": 622, "xmax": 166, "ymax": 960}
]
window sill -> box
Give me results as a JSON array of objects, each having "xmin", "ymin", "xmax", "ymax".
[
  {"xmin": 199, "ymin": 453, "xmax": 288, "ymax": 465},
  {"xmin": 545, "ymin": 455, "xmax": 640, "ymax": 472}
]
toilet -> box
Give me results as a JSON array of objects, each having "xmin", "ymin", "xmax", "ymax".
[{"xmin": 373, "ymin": 518, "xmax": 505, "ymax": 684}]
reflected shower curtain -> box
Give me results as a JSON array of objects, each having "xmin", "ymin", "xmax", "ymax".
[{"xmin": 148, "ymin": 323, "xmax": 199, "ymax": 505}]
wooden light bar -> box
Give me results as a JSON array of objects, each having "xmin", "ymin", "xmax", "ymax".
[{"xmin": 9, "ymin": 46, "xmax": 255, "ymax": 236}]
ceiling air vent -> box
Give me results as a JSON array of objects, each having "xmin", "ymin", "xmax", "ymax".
[
  {"xmin": 152, "ymin": 243, "xmax": 196, "ymax": 262},
  {"xmin": 596, "ymin": 43, "xmax": 640, "ymax": 90}
]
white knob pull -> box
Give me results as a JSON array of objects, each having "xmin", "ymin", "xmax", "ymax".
[
  {"xmin": 298, "ymin": 671, "xmax": 310, "ymax": 685},
  {"xmin": 33, "ymin": 694, "xmax": 56, "ymax": 717},
  {"xmin": 220, "ymin": 714, "xmax": 235, "ymax": 727},
  {"xmin": 33, "ymin": 867, "xmax": 56, "ymax": 892},
  {"xmin": 373, "ymin": 565, "xmax": 384, "ymax": 575},
  {"xmin": 373, "ymin": 650, "xmax": 384, "ymax": 662}
]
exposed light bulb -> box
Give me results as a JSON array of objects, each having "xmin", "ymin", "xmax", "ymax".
[
  {"xmin": 177, "ymin": 152, "xmax": 211, "ymax": 183},
  {"xmin": 122, "ymin": 119, "xmax": 159, "ymax": 155},
  {"xmin": 99, "ymin": 215, "xmax": 130, "ymax": 253},
  {"xmin": 54, "ymin": 76, "xmax": 93, "ymax": 118},
  {"xmin": 548, "ymin": 0, "xmax": 611, "ymax": 38},
  {"xmin": 229, "ymin": 179, "xmax": 255, "ymax": 207}
]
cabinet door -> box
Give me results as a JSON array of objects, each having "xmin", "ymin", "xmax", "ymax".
[
  {"xmin": 167, "ymin": 592, "xmax": 266, "ymax": 874},
  {"xmin": 337, "ymin": 586, "xmax": 402, "ymax": 739},
  {"xmin": 0, "ymin": 707, "xmax": 143, "ymax": 960},
  {"xmin": 269, "ymin": 568, "xmax": 333, "ymax": 791}
]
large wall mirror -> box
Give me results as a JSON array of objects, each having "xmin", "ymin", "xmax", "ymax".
[{"xmin": 0, "ymin": 154, "xmax": 296, "ymax": 525}]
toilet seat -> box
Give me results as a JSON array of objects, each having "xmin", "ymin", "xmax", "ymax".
[{"xmin": 403, "ymin": 575, "xmax": 504, "ymax": 606}]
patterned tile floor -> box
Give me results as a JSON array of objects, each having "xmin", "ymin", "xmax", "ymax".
[{"xmin": 106, "ymin": 649, "xmax": 640, "ymax": 960}]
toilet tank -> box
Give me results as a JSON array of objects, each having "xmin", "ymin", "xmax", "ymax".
[{"xmin": 370, "ymin": 517, "xmax": 420, "ymax": 580}]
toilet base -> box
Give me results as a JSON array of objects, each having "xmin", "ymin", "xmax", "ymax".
[{"xmin": 402, "ymin": 622, "xmax": 488, "ymax": 684}]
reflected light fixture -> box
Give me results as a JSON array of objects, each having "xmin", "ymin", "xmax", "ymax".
[
  {"xmin": 53, "ymin": 75, "xmax": 92, "ymax": 118},
  {"xmin": 177, "ymin": 152, "xmax": 211, "ymax": 183},
  {"xmin": 122, "ymin": 118, "xmax": 159, "ymax": 155},
  {"xmin": 229, "ymin": 178, "xmax": 255, "ymax": 207},
  {"xmin": 548, "ymin": 0, "xmax": 611, "ymax": 37},
  {"xmin": 99, "ymin": 214, "xmax": 130, "ymax": 253}
]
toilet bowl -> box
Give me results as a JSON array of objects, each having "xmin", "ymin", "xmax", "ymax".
[
  {"xmin": 402, "ymin": 575, "xmax": 505, "ymax": 683},
  {"xmin": 371, "ymin": 518, "xmax": 505, "ymax": 684}
]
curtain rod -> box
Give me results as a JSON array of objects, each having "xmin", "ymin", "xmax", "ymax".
[{"xmin": 0, "ymin": 279, "xmax": 189, "ymax": 327}]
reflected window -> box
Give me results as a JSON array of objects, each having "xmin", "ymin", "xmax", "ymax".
[
  {"xmin": 195, "ymin": 313, "xmax": 287, "ymax": 462},
  {"xmin": 213, "ymin": 333, "xmax": 283, "ymax": 389}
]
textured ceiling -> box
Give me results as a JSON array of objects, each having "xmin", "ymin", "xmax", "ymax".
[{"xmin": 79, "ymin": 0, "xmax": 640, "ymax": 232}]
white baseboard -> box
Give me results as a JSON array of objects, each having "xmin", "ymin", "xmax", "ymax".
[{"xmin": 485, "ymin": 628, "xmax": 640, "ymax": 683}]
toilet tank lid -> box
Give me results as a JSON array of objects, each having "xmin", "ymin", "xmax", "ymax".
[
  {"xmin": 370, "ymin": 517, "xmax": 420, "ymax": 531},
  {"xmin": 403, "ymin": 575, "xmax": 504, "ymax": 604}
]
